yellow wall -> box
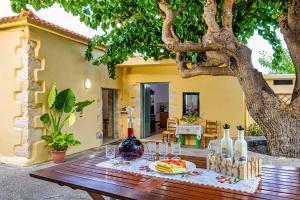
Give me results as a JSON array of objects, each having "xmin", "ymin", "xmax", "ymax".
[
  {"xmin": 0, "ymin": 28, "xmax": 24, "ymax": 157},
  {"xmin": 29, "ymin": 26, "xmax": 122, "ymax": 155},
  {"xmin": 0, "ymin": 23, "xmax": 123, "ymax": 166},
  {"xmin": 121, "ymin": 65, "xmax": 245, "ymax": 139}
]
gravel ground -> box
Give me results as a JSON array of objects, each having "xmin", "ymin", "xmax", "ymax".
[{"xmin": 1, "ymin": 140, "xmax": 299, "ymax": 200}]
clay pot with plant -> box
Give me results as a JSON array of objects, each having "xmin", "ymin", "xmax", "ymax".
[{"xmin": 40, "ymin": 83, "xmax": 94, "ymax": 163}]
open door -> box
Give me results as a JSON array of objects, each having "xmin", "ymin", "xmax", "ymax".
[
  {"xmin": 102, "ymin": 88, "xmax": 119, "ymax": 142},
  {"xmin": 141, "ymin": 84, "xmax": 151, "ymax": 138},
  {"xmin": 141, "ymin": 83, "xmax": 169, "ymax": 139}
]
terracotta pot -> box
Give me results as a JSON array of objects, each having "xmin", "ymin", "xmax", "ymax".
[{"xmin": 51, "ymin": 151, "xmax": 66, "ymax": 163}]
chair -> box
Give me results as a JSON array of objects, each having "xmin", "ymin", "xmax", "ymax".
[
  {"xmin": 161, "ymin": 118, "xmax": 179, "ymax": 143},
  {"xmin": 201, "ymin": 120, "xmax": 219, "ymax": 148}
]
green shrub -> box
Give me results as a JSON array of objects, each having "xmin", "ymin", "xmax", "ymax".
[{"xmin": 246, "ymin": 123, "xmax": 265, "ymax": 136}]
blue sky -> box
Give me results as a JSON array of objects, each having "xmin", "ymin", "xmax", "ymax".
[{"xmin": 0, "ymin": 0, "xmax": 283, "ymax": 74}]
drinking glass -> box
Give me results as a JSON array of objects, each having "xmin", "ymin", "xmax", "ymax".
[
  {"xmin": 106, "ymin": 145, "xmax": 116, "ymax": 160},
  {"xmin": 171, "ymin": 143, "xmax": 181, "ymax": 159},
  {"xmin": 159, "ymin": 142, "xmax": 168, "ymax": 159},
  {"xmin": 207, "ymin": 142, "xmax": 215, "ymax": 154},
  {"xmin": 146, "ymin": 142, "xmax": 157, "ymax": 161}
]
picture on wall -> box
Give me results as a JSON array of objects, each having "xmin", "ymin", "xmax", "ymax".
[{"xmin": 182, "ymin": 92, "xmax": 199, "ymax": 116}]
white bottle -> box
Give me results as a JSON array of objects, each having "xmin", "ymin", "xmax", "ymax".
[
  {"xmin": 221, "ymin": 124, "xmax": 233, "ymax": 161},
  {"xmin": 234, "ymin": 125, "xmax": 248, "ymax": 164}
]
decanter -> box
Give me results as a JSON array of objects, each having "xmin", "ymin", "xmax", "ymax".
[{"xmin": 119, "ymin": 107, "xmax": 144, "ymax": 160}]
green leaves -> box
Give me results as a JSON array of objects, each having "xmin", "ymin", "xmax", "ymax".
[
  {"xmin": 40, "ymin": 113, "xmax": 50, "ymax": 123},
  {"xmin": 68, "ymin": 113, "xmax": 76, "ymax": 127},
  {"xmin": 75, "ymin": 100, "xmax": 95, "ymax": 112},
  {"xmin": 42, "ymin": 132, "xmax": 81, "ymax": 151},
  {"xmin": 259, "ymin": 48, "xmax": 295, "ymax": 74},
  {"xmin": 55, "ymin": 89, "xmax": 76, "ymax": 113},
  {"xmin": 48, "ymin": 83, "xmax": 57, "ymax": 108}
]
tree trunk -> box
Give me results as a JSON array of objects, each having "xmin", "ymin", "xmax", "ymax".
[{"xmin": 234, "ymin": 46, "xmax": 300, "ymax": 158}]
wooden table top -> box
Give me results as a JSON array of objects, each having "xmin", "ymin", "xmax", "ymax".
[{"xmin": 30, "ymin": 153, "xmax": 300, "ymax": 200}]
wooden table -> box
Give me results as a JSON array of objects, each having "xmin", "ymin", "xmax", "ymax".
[{"xmin": 30, "ymin": 153, "xmax": 300, "ymax": 200}]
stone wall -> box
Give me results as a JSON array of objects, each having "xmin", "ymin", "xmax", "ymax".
[{"xmin": 14, "ymin": 39, "xmax": 43, "ymax": 158}]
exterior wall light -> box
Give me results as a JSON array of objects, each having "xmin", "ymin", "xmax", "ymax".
[{"xmin": 84, "ymin": 78, "xmax": 92, "ymax": 89}]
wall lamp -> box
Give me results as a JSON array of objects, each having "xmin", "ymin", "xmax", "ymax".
[{"xmin": 84, "ymin": 78, "xmax": 92, "ymax": 89}]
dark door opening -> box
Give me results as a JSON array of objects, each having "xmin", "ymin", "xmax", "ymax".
[
  {"xmin": 141, "ymin": 83, "xmax": 169, "ymax": 138},
  {"xmin": 102, "ymin": 88, "xmax": 118, "ymax": 142}
]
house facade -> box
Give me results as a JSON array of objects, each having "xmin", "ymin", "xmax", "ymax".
[{"xmin": 0, "ymin": 11, "xmax": 295, "ymax": 166}]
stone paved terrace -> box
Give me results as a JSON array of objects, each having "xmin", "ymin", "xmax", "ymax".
[{"xmin": 1, "ymin": 141, "xmax": 300, "ymax": 200}]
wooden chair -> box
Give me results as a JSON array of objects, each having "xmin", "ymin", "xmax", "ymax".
[
  {"xmin": 201, "ymin": 120, "xmax": 219, "ymax": 148},
  {"xmin": 161, "ymin": 118, "xmax": 179, "ymax": 143}
]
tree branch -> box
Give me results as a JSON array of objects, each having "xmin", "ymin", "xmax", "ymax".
[
  {"xmin": 203, "ymin": 0, "xmax": 220, "ymax": 33},
  {"xmin": 158, "ymin": 0, "xmax": 217, "ymax": 53},
  {"xmin": 176, "ymin": 53, "xmax": 235, "ymax": 78},
  {"xmin": 279, "ymin": 1, "xmax": 300, "ymax": 101},
  {"xmin": 222, "ymin": 0, "xmax": 235, "ymax": 33},
  {"xmin": 158, "ymin": 0, "xmax": 184, "ymax": 45}
]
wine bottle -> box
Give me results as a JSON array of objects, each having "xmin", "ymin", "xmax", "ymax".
[
  {"xmin": 234, "ymin": 125, "xmax": 247, "ymax": 164},
  {"xmin": 119, "ymin": 107, "xmax": 144, "ymax": 161},
  {"xmin": 221, "ymin": 124, "xmax": 233, "ymax": 161}
]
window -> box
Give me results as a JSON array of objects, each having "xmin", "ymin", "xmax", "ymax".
[
  {"xmin": 273, "ymin": 79, "xmax": 293, "ymax": 85},
  {"xmin": 182, "ymin": 92, "xmax": 200, "ymax": 116}
]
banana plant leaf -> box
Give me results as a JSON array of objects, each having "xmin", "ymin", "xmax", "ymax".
[
  {"xmin": 55, "ymin": 89, "xmax": 76, "ymax": 113},
  {"xmin": 75, "ymin": 100, "xmax": 95, "ymax": 112},
  {"xmin": 48, "ymin": 83, "xmax": 57, "ymax": 108},
  {"xmin": 40, "ymin": 113, "xmax": 50, "ymax": 123}
]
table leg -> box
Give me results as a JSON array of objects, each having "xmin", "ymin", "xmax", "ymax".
[
  {"xmin": 195, "ymin": 137, "xmax": 200, "ymax": 149},
  {"xmin": 177, "ymin": 135, "xmax": 184, "ymax": 145},
  {"xmin": 88, "ymin": 192, "xmax": 105, "ymax": 200}
]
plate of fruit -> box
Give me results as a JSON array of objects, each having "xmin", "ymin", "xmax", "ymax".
[{"xmin": 149, "ymin": 159, "xmax": 196, "ymax": 174}]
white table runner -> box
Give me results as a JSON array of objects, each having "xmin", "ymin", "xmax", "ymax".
[
  {"xmin": 176, "ymin": 125, "xmax": 203, "ymax": 140},
  {"xmin": 96, "ymin": 158, "xmax": 260, "ymax": 193}
]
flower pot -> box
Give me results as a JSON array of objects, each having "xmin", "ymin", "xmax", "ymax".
[
  {"xmin": 51, "ymin": 151, "xmax": 66, "ymax": 163},
  {"xmin": 181, "ymin": 121, "xmax": 199, "ymax": 125}
]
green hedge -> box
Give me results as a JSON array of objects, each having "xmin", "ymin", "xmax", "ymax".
[{"xmin": 246, "ymin": 123, "xmax": 265, "ymax": 136}]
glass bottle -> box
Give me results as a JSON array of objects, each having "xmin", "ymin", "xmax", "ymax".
[
  {"xmin": 234, "ymin": 125, "xmax": 248, "ymax": 164},
  {"xmin": 221, "ymin": 124, "xmax": 233, "ymax": 161},
  {"xmin": 119, "ymin": 107, "xmax": 144, "ymax": 160}
]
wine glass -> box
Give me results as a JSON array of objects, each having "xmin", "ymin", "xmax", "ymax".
[
  {"xmin": 171, "ymin": 143, "xmax": 181, "ymax": 159},
  {"xmin": 159, "ymin": 142, "xmax": 168, "ymax": 160},
  {"xmin": 106, "ymin": 145, "xmax": 116, "ymax": 160},
  {"xmin": 207, "ymin": 142, "xmax": 215, "ymax": 154},
  {"xmin": 146, "ymin": 142, "xmax": 157, "ymax": 161}
]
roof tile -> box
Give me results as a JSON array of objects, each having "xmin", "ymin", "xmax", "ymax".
[{"xmin": 0, "ymin": 10, "xmax": 92, "ymax": 43}]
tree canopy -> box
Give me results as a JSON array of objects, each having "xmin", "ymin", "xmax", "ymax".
[
  {"xmin": 11, "ymin": 0, "xmax": 287, "ymax": 78},
  {"xmin": 259, "ymin": 48, "xmax": 295, "ymax": 74}
]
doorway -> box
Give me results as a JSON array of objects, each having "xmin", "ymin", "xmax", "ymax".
[
  {"xmin": 141, "ymin": 83, "xmax": 169, "ymax": 139},
  {"xmin": 102, "ymin": 88, "xmax": 118, "ymax": 142}
]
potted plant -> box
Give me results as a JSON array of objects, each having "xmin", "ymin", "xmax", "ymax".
[
  {"xmin": 40, "ymin": 83, "xmax": 94, "ymax": 163},
  {"xmin": 180, "ymin": 112, "xmax": 201, "ymax": 125}
]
